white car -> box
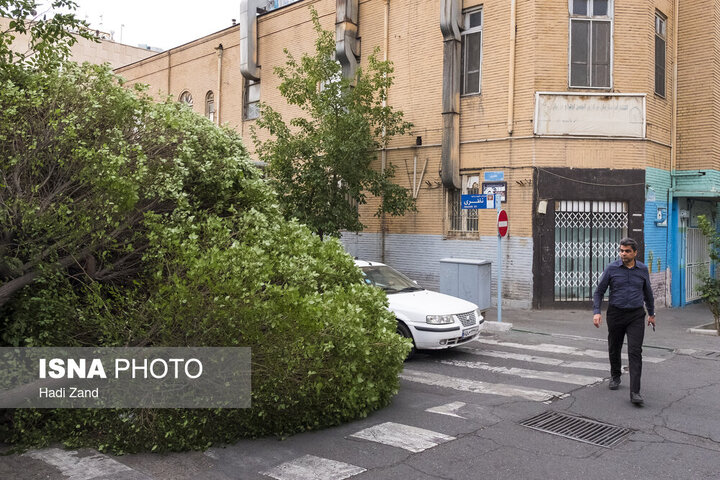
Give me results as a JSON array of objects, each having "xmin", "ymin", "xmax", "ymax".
[{"xmin": 355, "ymin": 260, "xmax": 484, "ymax": 356}]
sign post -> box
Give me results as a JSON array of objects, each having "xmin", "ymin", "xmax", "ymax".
[{"xmin": 497, "ymin": 207, "xmax": 508, "ymax": 322}]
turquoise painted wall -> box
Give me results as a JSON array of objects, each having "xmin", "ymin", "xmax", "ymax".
[
  {"xmin": 644, "ymin": 167, "xmax": 671, "ymax": 275},
  {"xmin": 674, "ymin": 170, "xmax": 720, "ymax": 197}
]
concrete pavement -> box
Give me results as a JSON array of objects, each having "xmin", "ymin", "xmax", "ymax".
[
  {"xmin": 485, "ymin": 301, "xmax": 720, "ymax": 352},
  {"xmin": 2, "ymin": 304, "xmax": 719, "ymax": 479}
]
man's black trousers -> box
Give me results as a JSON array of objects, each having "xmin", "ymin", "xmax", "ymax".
[{"xmin": 606, "ymin": 305, "xmax": 646, "ymax": 394}]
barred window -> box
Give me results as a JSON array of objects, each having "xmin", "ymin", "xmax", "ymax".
[{"xmin": 448, "ymin": 178, "xmax": 479, "ymax": 233}]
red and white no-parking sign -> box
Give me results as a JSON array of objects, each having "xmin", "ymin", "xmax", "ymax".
[{"xmin": 497, "ymin": 209, "xmax": 508, "ymax": 237}]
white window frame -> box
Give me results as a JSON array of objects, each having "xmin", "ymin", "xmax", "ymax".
[
  {"xmin": 179, "ymin": 90, "xmax": 193, "ymax": 107},
  {"xmin": 447, "ymin": 176, "xmax": 480, "ymax": 234},
  {"xmin": 655, "ymin": 11, "xmax": 667, "ymax": 97},
  {"xmin": 568, "ymin": 0, "xmax": 613, "ymax": 89},
  {"xmin": 243, "ymin": 79, "xmax": 260, "ymax": 121},
  {"xmin": 205, "ymin": 90, "xmax": 215, "ymax": 122},
  {"xmin": 461, "ymin": 7, "xmax": 483, "ymax": 96}
]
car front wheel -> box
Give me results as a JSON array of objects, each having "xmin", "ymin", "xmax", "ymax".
[{"xmin": 396, "ymin": 321, "xmax": 416, "ymax": 360}]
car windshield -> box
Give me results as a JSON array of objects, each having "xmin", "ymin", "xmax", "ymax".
[{"xmin": 360, "ymin": 265, "xmax": 423, "ymax": 294}]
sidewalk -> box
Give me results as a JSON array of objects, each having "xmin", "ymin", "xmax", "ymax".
[{"xmin": 483, "ymin": 302, "xmax": 720, "ymax": 352}]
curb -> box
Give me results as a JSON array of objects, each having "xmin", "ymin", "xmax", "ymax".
[
  {"xmin": 481, "ymin": 321, "xmax": 513, "ymax": 333},
  {"xmin": 686, "ymin": 323, "xmax": 719, "ymax": 336}
]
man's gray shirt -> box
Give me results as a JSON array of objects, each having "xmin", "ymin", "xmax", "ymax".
[{"xmin": 593, "ymin": 259, "xmax": 655, "ymax": 316}]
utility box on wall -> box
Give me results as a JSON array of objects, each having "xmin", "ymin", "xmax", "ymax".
[{"xmin": 439, "ymin": 258, "xmax": 492, "ymax": 311}]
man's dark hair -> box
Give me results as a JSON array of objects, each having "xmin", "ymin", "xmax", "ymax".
[{"xmin": 620, "ymin": 237, "xmax": 638, "ymax": 252}]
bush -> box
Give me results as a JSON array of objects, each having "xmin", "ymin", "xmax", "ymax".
[
  {"xmin": 0, "ymin": 61, "xmax": 410, "ymax": 452},
  {"xmin": 697, "ymin": 215, "xmax": 720, "ymax": 335}
]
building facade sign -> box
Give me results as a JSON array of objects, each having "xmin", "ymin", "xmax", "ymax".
[{"xmin": 534, "ymin": 92, "xmax": 646, "ymax": 138}]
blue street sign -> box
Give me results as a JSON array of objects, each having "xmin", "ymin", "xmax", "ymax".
[
  {"xmin": 484, "ymin": 171, "xmax": 505, "ymax": 182},
  {"xmin": 461, "ymin": 194, "xmax": 495, "ymax": 209}
]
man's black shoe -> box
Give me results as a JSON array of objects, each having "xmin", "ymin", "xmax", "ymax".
[
  {"xmin": 630, "ymin": 392, "xmax": 644, "ymax": 405},
  {"xmin": 608, "ymin": 377, "xmax": 621, "ymax": 390}
]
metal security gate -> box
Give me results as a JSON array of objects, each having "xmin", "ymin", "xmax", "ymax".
[
  {"xmin": 554, "ymin": 201, "xmax": 628, "ymax": 301},
  {"xmin": 686, "ymin": 228, "xmax": 710, "ymax": 302}
]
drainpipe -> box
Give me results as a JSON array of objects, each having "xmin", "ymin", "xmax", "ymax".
[
  {"xmin": 381, "ymin": 0, "xmax": 389, "ymax": 262},
  {"xmin": 507, "ymin": 0, "xmax": 517, "ymax": 135},
  {"xmin": 440, "ymin": 0, "xmax": 462, "ymax": 190},
  {"xmin": 166, "ymin": 50, "xmax": 171, "ymax": 97},
  {"xmin": 240, "ymin": 0, "xmax": 261, "ymax": 81},
  {"xmin": 216, "ymin": 44, "xmax": 223, "ymax": 125},
  {"xmin": 667, "ymin": 0, "xmax": 679, "ymax": 306}
]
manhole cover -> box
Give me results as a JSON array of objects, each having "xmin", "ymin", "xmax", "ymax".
[{"xmin": 520, "ymin": 411, "xmax": 631, "ymax": 448}]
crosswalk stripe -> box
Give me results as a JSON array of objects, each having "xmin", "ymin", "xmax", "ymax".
[
  {"xmin": 426, "ymin": 401, "xmax": 467, "ymax": 418},
  {"xmin": 458, "ymin": 348, "xmax": 612, "ymax": 371},
  {"xmin": 401, "ymin": 369, "xmax": 566, "ymax": 402},
  {"xmin": 425, "ymin": 402, "xmax": 500, "ymax": 423},
  {"xmin": 23, "ymin": 448, "xmax": 148, "ymax": 480},
  {"xmin": 262, "ymin": 454, "xmax": 366, "ymax": 480},
  {"xmin": 349, "ymin": 422, "xmax": 455, "ymax": 453},
  {"xmin": 474, "ymin": 338, "xmax": 665, "ymax": 363},
  {"xmin": 439, "ymin": 359, "xmax": 604, "ymax": 385}
]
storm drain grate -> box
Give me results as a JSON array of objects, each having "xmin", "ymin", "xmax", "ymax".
[{"xmin": 520, "ymin": 411, "xmax": 631, "ymax": 448}]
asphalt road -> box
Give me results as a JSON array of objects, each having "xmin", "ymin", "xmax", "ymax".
[{"xmin": 2, "ymin": 314, "xmax": 719, "ymax": 480}]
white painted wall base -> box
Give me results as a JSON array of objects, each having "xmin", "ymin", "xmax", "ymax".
[{"xmin": 341, "ymin": 232, "xmax": 533, "ymax": 309}]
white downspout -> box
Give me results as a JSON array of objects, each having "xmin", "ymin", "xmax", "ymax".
[
  {"xmin": 381, "ymin": 0, "xmax": 389, "ymax": 263},
  {"xmin": 667, "ymin": 0, "xmax": 679, "ymax": 306},
  {"xmin": 216, "ymin": 44, "xmax": 223, "ymax": 125},
  {"xmin": 507, "ymin": 0, "xmax": 517, "ymax": 135}
]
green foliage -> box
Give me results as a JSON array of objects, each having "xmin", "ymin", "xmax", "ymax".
[
  {"xmin": 252, "ymin": 7, "xmax": 416, "ymax": 240},
  {"xmin": 696, "ymin": 215, "xmax": 720, "ymax": 335},
  {"xmin": 0, "ymin": 1, "xmax": 98, "ymax": 69},
  {"xmin": 1, "ymin": 29, "xmax": 410, "ymax": 450}
]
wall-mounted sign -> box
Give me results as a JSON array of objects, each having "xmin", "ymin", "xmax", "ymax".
[
  {"xmin": 482, "ymin": 182, "xmax": 507, "ymax": 202},
  {"xmin": 484, "ymin": 171, "xmax": 505, "ymax": 182},
  {"xmin": 534, "ymin": 92, "xmax": 646, "ymax": 138},
  {"xmin": 655, "ymin": 207, "xmax": 667, "ymax": 227},
  {"xmin": 461, "ymin": 194, "xmax": 496, "ymax": 210}
]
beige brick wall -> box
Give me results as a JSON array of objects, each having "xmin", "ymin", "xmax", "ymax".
[
  {"xmin": 1, "ymin": 16, "xmax": 157, "ymax": 69},
  {"xmin": 676, "ymin": 0, "xmax": 720, "ymax": 171},
  {"xmin": 115, "ymin": 0, "xmax": 684, "ymax": 238}
]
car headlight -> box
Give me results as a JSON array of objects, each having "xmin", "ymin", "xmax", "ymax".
[
  {"xmin": 426, "ymin": 314, "xmax": 455, "ymax": 325},
  {"xmin": 474, "ymin": 308, "xmax": 484, "ymax": 322}
]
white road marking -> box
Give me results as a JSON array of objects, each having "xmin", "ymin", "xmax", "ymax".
[
  {"xmin": 439, "ymin": 359, "xmax": 604, "ymax": 386},
  {"xmin": 426, "ymin": 401, "xmax": 467, "ymax": 418},
  {"xmin": 459, "ymin": 348, "xmax": 612, "ymax": 371},
  {"xmin": 203, "ymin": 448, "xmax": 220, "ymax": 460},
  {"xmin": 474, "ymin": 338, "xmax": 665, "ymax": 363},
  {"xmin": 425, "ymin": 402, "xmax": 500, "ymax": 423},
  {"xmin": 400, "ymin": 369, "xmax": 566, "ymax": 402},
  {"xmin": 23, "ymin": 448, "xmax": 144, "ymax": 480},
  {"xmin": 349, "ymin": 422, "xmax": 455, "ymax": 453},
  {"xmin": 262, "ymin": 454, "xmax": 366, "ymax": 480}
]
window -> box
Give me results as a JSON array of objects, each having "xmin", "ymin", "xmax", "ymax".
[
  {"xmin": 448, "ymin": 177, "xmax": 480, "ymax": 233},
  {"xmin": 205, "ymin": 91, "xmax": 215, "ymax": 122},
  {"xmin": 569, "ymin": 0, "xmax": 612, "ymax": 88},
  {"xmin": 179, "ymin": 90, "xmax": 193, "ymax": 107},
  {"xmin": 243, "ymin": 79, "xmax": 260, "ymax": 120},
  {"xmin": 655, "ymin": 12, "xmax": 666, "ymax": 97},
  {"xmin": 461, "ymin": 8, "xmax": 483, "ymax": 95}
]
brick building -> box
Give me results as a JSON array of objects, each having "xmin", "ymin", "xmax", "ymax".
[
  {"xmin": 115, "ymin": 0, "xmax": 719, "ymax": 310},
  {"xmin": 0, "ymin": 17, "xmax": 158, "ymax": 68}
]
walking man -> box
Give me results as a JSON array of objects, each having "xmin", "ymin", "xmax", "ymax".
[{"xmin": 593, "ymin": 237, "xmax": 656, "ymax": 405}]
